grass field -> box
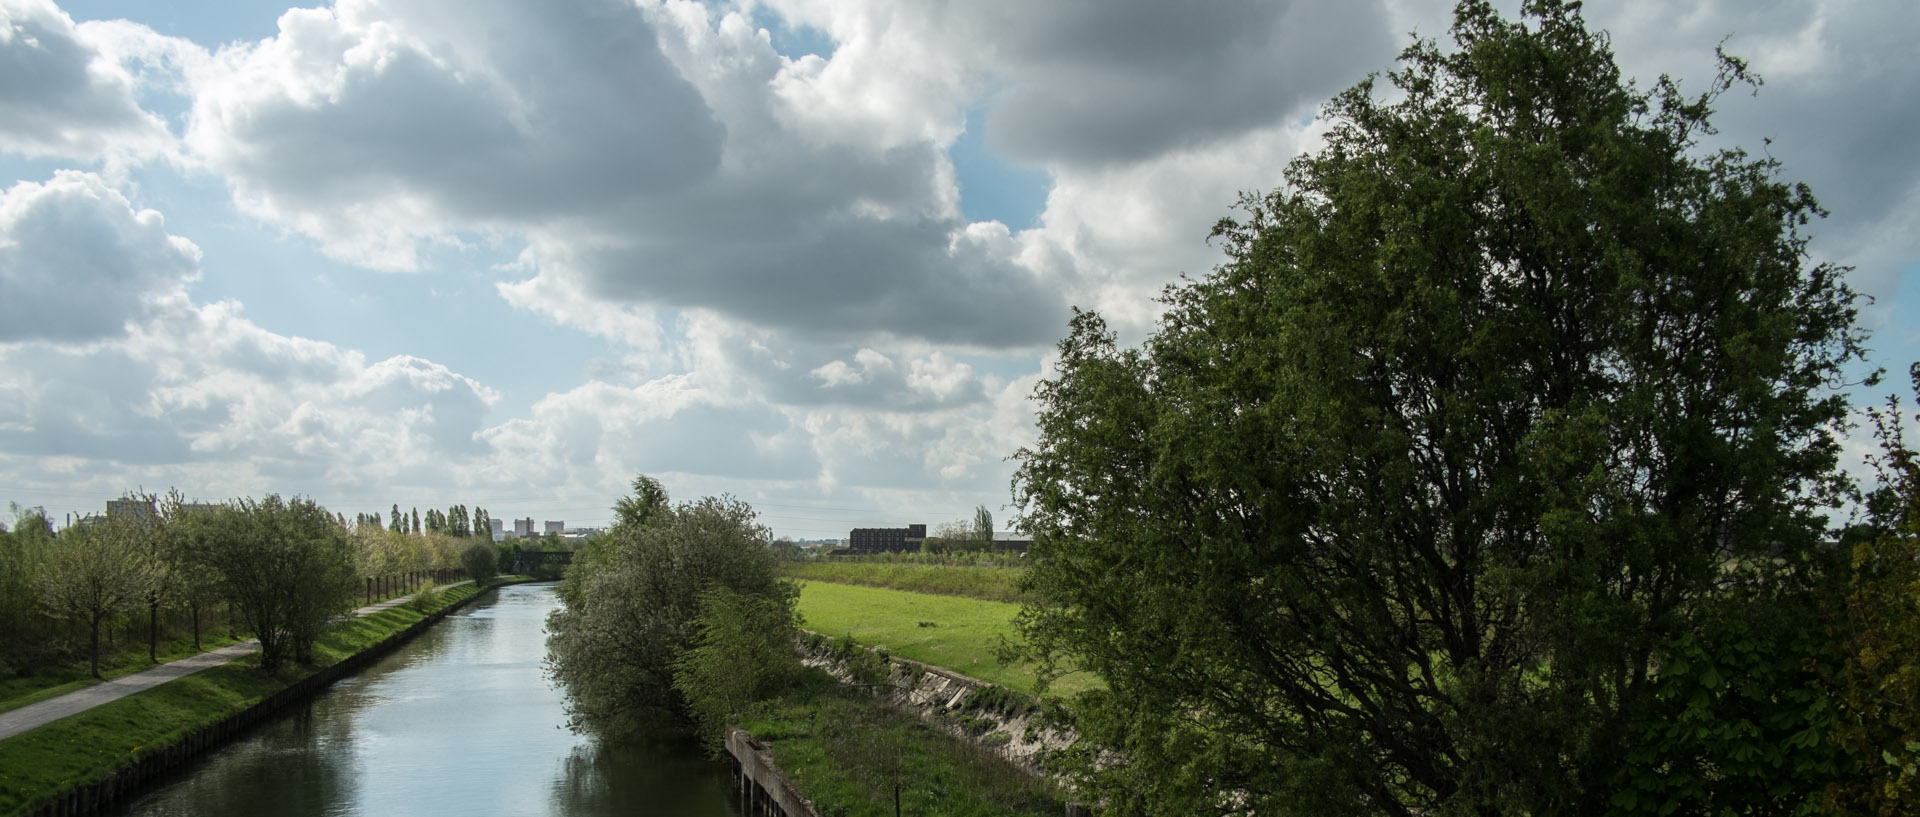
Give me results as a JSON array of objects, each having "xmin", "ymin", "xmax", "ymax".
[
  {"xmin": 0, "ymin": 583, "xmax": 486, "ymax": 816},
  {"xmin": 738, "ymin": 669, "xmax": 1063, "ymax": 817},
  {"xmin": 779, "ymin": 560, "xmax": 1031, "ymax": 604},
  {"xmin": 794, "ymin": 580, "xmax": 1099, "ymax": 697}
]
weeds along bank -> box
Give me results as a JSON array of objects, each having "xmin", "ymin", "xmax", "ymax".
[{"xmin": 0, "ymin": 579, "xmax": 516, "ymax": 817}]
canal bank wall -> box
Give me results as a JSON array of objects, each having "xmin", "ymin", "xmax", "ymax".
[
  {"xmin": 720, "ymin": 632, "xmax": 1087, "ymax": 817},
  {"xmin": 21, "ymin": 581, "xmax": 529, "ymax": 817}
]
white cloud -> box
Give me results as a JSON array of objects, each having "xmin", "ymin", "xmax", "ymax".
[
  {"xmin": 0, "ymin": 171, "xmax": 200, "ymax": 343},
  {"xmin": 0, "ymin": 172, "xmax": 499, "ymax": 503},
  {"xmin": 0, "ymin": 0, "xmax": 175, "ymax": 162}
]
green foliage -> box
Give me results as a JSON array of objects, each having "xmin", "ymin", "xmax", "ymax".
[
  {"xmin": 778, "ymin": 559, "xmax": 1031, "ymax": 604},
  {"xmin": 1826, "ymin": 364, "xmax": 1920, "ymax": 815},
  {"xmin": 405, "ymin": 580, "xmax": 441, "ymax": 612},
  {"xmin": 0, "ymin": 505, "xmax": 55, "ymax": 674},
  {"xmin": 734, "ymin": 669, "xmax": 1065, "ymax": 817},
  {"xmin": 39, "ymin": 513, "xmax": 155, "ymax": 679},
  {"xmin": 188, "ymin": 496, "xmax": 358, "ymax": 672},
  {"xmin": 1010, "ymin": 2, "xmax": 1862, "ymax": 814},
  {"xmin": 460, "ymin": 541, "xmax": 498, "ymax": 585},
  {"xmin": 0, "ymin": 583, "xmax": 476, "ymax": 816},
  {"xmin": 673, "ymin": 585, "xmax": 802, "ymax": 749},
  {"xmin": 544, "ymin": 476, "xmax": 793, "ymax": 737}
]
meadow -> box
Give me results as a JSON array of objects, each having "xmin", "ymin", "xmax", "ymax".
[
  {"xmin": 793, "ymin": 580, "xmax": 1099, "ymax": 697},
  {"xmin": 778, "ymin": 558, "xmax": 1030, "ymax": 604}
]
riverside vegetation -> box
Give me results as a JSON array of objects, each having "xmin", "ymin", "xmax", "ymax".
[
  {"xmin": 0, "ymin": 491, "xmax": 522, "ymax": 695},
  {"xmin": 1002, "ymin": 1, "xmax": 1920, "ymax": 815},
  {"xmin": 543, "ymin": 476, "xmax": 1070, "ymax": 815},
  {"xmin": 0, "ymin": 580, "xmax": 498, "ymax": 815}
]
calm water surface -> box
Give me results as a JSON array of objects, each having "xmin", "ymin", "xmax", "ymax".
[{"xmin": 106, "ymin": 583, "xmax": 739, "ymax": 817}]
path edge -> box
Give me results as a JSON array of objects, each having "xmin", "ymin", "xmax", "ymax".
[{"xmin": 16, "ymin": 581, "xmax": 517, "ymax": 817}]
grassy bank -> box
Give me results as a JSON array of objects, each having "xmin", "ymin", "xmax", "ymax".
[
  {"xmin": 0, "ymin": 582, "xmax": 486, "ymax": 816},
  {"xmin": 795, "ymin": 581, "xmax": 1099, "ymax": 697},
  {"xmin": 0, "ymin": 631, "xmax": 247, "ymax": 717},
  {"xmin": 0, "ymin": 579, "xmax": 467, "ymax": 717},
  {"xmin": 779, "ymin": 560, "xmax": 1031, "ymax": 604},
  {"xmin": 738, "ymin": 669, "xmax": 1063, "ymax": 817}
]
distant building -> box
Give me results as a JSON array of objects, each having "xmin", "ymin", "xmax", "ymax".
[
  {"xmin": 513, "ymin": 517, "xmax": 535, "ymax": 538},
  {"xmin": 104, "ymin": 498, "xmax": 155, "ymax": 521},
  {"xmin": 491, "ymin": 518, "xmax": 506, "ymax": 542},
  {"xmin": 847, "ymin": 523, "xmax": 926, "ymax": 554},
  {"xmin": 105, "ymin": 498, "xmax": 217, "ymax": 525},
  {"xmin": 544, "ymin": 520, "xmax": 565, "ymax": 535},
  {"xmin": 992, "ymin": 531, "xmax": 1033, "ymax": 554}
]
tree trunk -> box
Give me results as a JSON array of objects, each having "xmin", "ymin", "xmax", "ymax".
[
  {"xmin": 149, "ymin": 599, "xmax": 159, "ymax": 663},
  {"xmin": 89, "ymin": 613, "xmax": 102, "ymax": 680}
]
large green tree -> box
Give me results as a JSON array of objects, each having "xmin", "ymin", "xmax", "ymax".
[
  {"xmin": 190, "ymin": 495, "xmax": 358, "ymax": 672},
  {"xmin": 1011, "ymin": 2, "xmax": 1863, "ymax": 815},
  {"xmin": 545, "ymin": 476, "xmax": 793, "ymax": 737}
]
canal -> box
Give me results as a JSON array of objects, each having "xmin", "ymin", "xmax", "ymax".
[{"xmin": 105, "ymin": 583, "xmax": 740, "ymax": 817}]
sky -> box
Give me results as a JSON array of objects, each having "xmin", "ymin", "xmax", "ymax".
[{"xmin": 2, "ymin": 0, "xmax": 1917, "ymax": 540}]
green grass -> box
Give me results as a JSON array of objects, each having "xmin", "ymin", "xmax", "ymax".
[
  {"xmin": 0, "ymin": 584, "xmax": 480, "ymax": 816},
  {"xmin": 0, "ymin": 631, "xmax": 247, "ymax": 716},
  {"xmin": 779, "ymin": 560, "xmax": 1032, "ymax": 604},
  {"xmin": 0, "ymin": 578, "xmax": 482, "ymax": 716},
  {"xmin": 737, "ymin": 669, "xmax": 1064, "ymax": 817},
  {"xmin": 795, "ymin": 581, "xmax": 1099, "ymax": 697}
]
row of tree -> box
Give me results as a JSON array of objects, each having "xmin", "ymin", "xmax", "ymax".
[
  {"xmin": 0, "ymin": 492, "xmax": 499, "ymax": 679},
  {"xmin": 919, "ymin": 505, "xmax": 996, "ymax": 554},
  {"xmin": 1007, "ymin": 2, "xmax": 1920, "ymax": 815},
  {"xmin": 352, "ymin": 503, "xmax": 494, "ymax": 539}
]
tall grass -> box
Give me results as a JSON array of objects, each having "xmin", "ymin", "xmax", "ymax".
[
  {"xmin": 738, "ymin": 669, "xmax": 1063, "ymax": 817},
  {"xmin": 779, "ymin": 561, "xmax": 1030, "ymax": 604}
]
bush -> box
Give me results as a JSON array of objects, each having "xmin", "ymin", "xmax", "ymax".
[
  {"xmin": 460, "ymin": 541, "xmax": 498, "ymax": 585},
  {"xmin": 401, "ymin": 579, "xmax": 440, "ymax": 611},
  {"xmin": 188, "ymin": 496, "xmax": 356, "ymax": 672},
  {"xmin": 673, "ymin": 586, "xmax": 802, "ymax": 751}
]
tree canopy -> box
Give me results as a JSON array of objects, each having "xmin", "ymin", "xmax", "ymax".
[
  {"xmin": 545, "ymin": 476, "xmax": 794, "ymax": 737},
  {"xmin": 1011, "ymin": 1, "xmax": 1863, "ymax": 814}
]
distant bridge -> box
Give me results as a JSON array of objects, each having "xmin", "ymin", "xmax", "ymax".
[{"xmin": 512, "ymin": 550, "xmax": 575, "ymax": 573}]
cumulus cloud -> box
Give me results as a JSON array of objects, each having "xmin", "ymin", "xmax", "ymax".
[
  {"xmin": 180, "ymin": 0, "xmax": 1065, "ymax": 347},
  {"xmin": 0, "ymin": 0, "xmax": 174, "ymax": 161},
  {"xmin": 0, "ymin": 171, "xmax": 499, "ymax": 494},
  {"xmin": 475, "ymin": 376, "xmax": 818, "ymax": 490},
  {"xmin": 0, "ymin": 171, "xmax": 201, "ymax": 342},
  {"xmin": 184, "ymin": 0, "xmax": 723, "ymax": 271}
]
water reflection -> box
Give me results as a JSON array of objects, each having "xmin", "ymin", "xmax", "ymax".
[{"xmin": 107, "ymin": 583, "xmax": 738, "ymax": 817}]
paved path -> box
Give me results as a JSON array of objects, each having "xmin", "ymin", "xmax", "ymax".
[{"xmin": 0, "ymin": 580, "xmax": 474, "ymax": 741}]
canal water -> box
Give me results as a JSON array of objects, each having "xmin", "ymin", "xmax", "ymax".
[{"xmin": 105, "ymin": 583, "xmax": 740, "ymax": 817}]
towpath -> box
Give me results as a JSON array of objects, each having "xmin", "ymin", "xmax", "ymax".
[{"xmin": 0, "ymin": 580, "xmax": 473, "ymax": 741}]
